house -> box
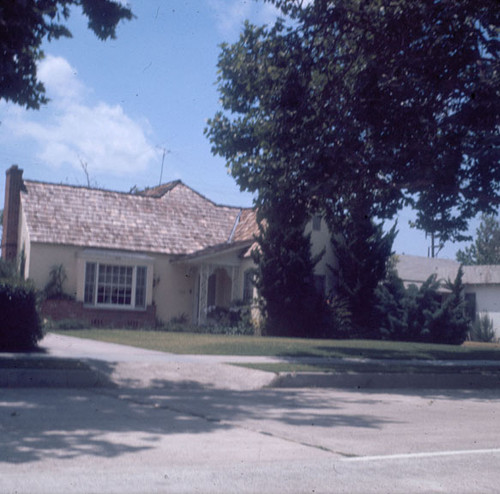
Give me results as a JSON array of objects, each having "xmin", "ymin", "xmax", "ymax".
[
  {"xmin": 1, "ymin": 165, "xmax": 335, "ymax": 328},
  {"xmin": 395, "ymin": 254, "xmax": 500, "ymax": 338}
]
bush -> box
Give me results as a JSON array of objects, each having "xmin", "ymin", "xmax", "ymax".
[
  {"xmin": 470, "ymin": 314, "xmax": 497, "ymax": 343},
  {"xmin": 0, "ymin": 258, "xmax": 18, "ymax": 280},
  {"xmin": 153, "ymin": 308, "xmax": 255, "ymax": 336},
  {"xmin": 43, "ymin": 318, "xmax": 89, "ymax": 330},
  {"xmin": 325, "ymin": 295, "xmax": 353, "ymax": 338},
  {"xmin": 44, "ymin": 264, "xmax": 73, "ymax": 300},
  {"xmin": 0, "ymin": 281, "xmax": 43, "ymax": 351},
  {"xmin": 373, "ymin": 268, "xmax": 470, "ymax": 345}
]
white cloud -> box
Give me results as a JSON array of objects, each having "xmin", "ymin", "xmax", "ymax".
[
  {"xmin": 3, "ymin": 55, "xmax": 159, "ymax": 176},
  {"xmin": 208, "ymin": 0, "xmax": 280, "ymax": 38},
  {"xmin": 38, "ymin": 55, "xmax": 87, "ymax": 105}
]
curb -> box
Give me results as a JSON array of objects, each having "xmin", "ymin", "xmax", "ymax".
[
  {"xmin": 270, "ymin": 371, "xmax": 500, "ymax": 389},
  {"xmin": 0, "ymin": 359, "xmax": 114, "ymax": 388}
]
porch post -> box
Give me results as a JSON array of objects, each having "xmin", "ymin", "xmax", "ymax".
[
  {"xmin": 198, "ymin": 264, "xmax": 215, "ymax": 324},
  {"xmin": 231, "ymin": 266, "xmax": 240, "ymax": 302}
]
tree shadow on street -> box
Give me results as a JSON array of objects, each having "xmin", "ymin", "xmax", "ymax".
[{"xmin": 0, "ymin": 359, "xmax": 399, "ymax": 465}]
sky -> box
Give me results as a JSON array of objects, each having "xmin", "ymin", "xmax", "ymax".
[{"xmin": 0, "ymin": 0, "xmax": 479, "ymax": 260}]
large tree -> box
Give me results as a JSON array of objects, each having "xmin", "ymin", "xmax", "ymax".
[
  {"xmin": 206, "ymin": 0, "xmax": 499, "ymax": 241},
  {"xmin": 0, "ymin": 0, "xmax": 133, "ymax": 109},
  {"xmin": 456, "ymin": 214, "xmax": 500, "ymax": 265},
  {"xmin": 206, "ymin": 0, "xmax": 498, "ymax": 336}
]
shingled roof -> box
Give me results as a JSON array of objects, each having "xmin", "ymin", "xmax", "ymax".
[{"xmin": 21, "ymin": 180, "xmax": 258, "ymax": 256}]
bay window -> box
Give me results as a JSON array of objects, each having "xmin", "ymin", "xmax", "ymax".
[{"xmin": 84, "ymin": 261, "xmax": 148, "ymax": 309}]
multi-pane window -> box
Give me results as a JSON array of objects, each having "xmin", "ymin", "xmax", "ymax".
[{"xmin": 84, "ymin": 262, "xmax": 147, "ymax": 309}]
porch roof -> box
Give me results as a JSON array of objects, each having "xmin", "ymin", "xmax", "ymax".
[{"xmin": 171, "ymin": 239, "xmax": 254, "ymax": 265}]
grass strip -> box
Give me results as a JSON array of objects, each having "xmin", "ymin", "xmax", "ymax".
[
  {"xmin": 52, "ymin": 329, "xmax": 500, "ymax": 361},
  {"xmin": 232, "ymin": 362, "xmax": 500, "ymax": 375}
]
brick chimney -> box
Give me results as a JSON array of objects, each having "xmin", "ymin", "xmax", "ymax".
[{"xmin": 2, "ymin": 165, "xmax": 24, "ymax": 261}]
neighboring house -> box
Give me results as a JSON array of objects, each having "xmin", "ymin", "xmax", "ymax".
[
  {"xmin": 1, "ymin": 165, "xmax": 335, "ymax": 328},
  {"xmin": 395, "ymin": 254, "xmax": 500, "ymax": 338}
]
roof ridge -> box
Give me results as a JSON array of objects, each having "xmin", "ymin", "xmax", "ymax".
[
  {"xmin": 23, "ymin": 178, "xmax": 152, "ymax": 199},
  {"xmin": 23, "ymin": 177, "xmax": 256, "ymax": 210},
  {"xmin": 170, "ymin": 182, "xmax": 253, "ymax": 211}
]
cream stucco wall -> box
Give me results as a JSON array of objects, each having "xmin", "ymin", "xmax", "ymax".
[
  {"xmin": 153, "ymin": 256, "xmax": 196, "ymax": 324},
  {"xmin": 27, "ymin": 243, "xmax": 80, "ymax": 297},
  {"xmin": 24, "ymin": 242, "xmax": 198, "ymax": 324},
  {"xmin": 306, "ymin": 217, "xmax": 336, "ymax": 294}
]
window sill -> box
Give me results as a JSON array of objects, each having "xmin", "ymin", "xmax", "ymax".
[{"xmin": 83, "ymin": 304, "xmax": 147, "ymax": 312}]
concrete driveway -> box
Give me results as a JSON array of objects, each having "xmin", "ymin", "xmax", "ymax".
[{"xmin": 1, "ymin": 334, "xmax": 500, "ymax": 493}]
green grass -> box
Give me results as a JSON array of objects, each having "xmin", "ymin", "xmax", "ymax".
[
  {"xmin": 51, "ymin": 329, "xmax": 500, "ymax": 361},
  {"xmin": 234, "ymin": 362, "xmax": 500, "ymax": 375}
]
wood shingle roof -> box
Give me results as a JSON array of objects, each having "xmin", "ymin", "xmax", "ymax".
[{"xmin": 21, "ymin": 180, "xmax": 258, "ymax": 256}]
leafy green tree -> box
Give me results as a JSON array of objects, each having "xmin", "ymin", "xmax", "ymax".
[
  {"xmin": 206, "ymin": 0, "xmax": 498, "ymax": 338},
  {"xmin": 206, "ymin": 0, "xmax": 499, "ymax": 241},
  {"xmin": 456, "ymin": 214, "xmax": 500, "ymax": 265},
  {"xmin": 1, "ymin": 0, "xmax": 133, "ymax": 109}
]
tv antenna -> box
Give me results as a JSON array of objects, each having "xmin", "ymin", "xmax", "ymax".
[{"xmin": 158, "ymin": 147, "xmax": 171, "ymax": 185}]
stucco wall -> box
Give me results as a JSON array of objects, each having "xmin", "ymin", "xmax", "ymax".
[
  {"xmin": 25, "ymin": 243, "xmax": 197, "ymax": 326},
  {"xmin": 465, "ymin": 285, "xmax": 500, "ymax": 338},
  {"xmin": 306, "ymin": 217, "xmax": 336, "ymax": 294},
  {"xmin": 153, "ymin": 257, "xmax": 196, "ymax": 324},
  {"xmin": 27, "ymin": 243, "xmax": 80, "ymax": 297}
]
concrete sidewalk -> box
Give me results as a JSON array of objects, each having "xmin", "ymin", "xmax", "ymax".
[{"xmin": 1, "ymin": 332, "xmax": 499, "ymax": 389}]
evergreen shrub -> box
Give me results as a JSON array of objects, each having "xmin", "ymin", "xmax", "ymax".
[
  {"xmin": 0, "ymin": 281, "xmax": 43, "ymax": 351},
  {"xmin": 374, "ymin": 267, "xmax": 470, "ymax": 345},
  {"xmin": 470, "ymin": 314, "xmax": 497, "ymax": 343}
]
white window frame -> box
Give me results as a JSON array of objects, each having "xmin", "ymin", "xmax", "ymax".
[{"xmin": 79, "ymin": 250, "xmax": 153, "ymax": 311}]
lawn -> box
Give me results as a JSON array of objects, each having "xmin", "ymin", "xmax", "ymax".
[{"xmin": 52, "ymin": 329, "xmax": 500, "ymax": 361}]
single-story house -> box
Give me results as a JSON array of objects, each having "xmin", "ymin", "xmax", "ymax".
[
  {"xmin": 1, "ymin": 165, "xmax": 335, "ymax": 328},
  {"xmin": 395, "ymin": 254, "xmax": 500, "ymax": 338}
]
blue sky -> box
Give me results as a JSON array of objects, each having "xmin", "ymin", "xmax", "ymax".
[{"xmin": 0, "ymin": 0, "xmax": 477, "ymax": 259}]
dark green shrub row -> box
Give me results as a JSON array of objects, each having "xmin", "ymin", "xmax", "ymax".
[
  {"xmin": 0, "ymin": 281, "xmax": 43, "ymax": 351},
  {"xmin": 374, "ymin": 267, "xmax": 470, "ymax": 345}
]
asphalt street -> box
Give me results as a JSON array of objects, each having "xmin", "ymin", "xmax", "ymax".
[{"xmin": 0, "ymin": 334, "xmax": 499, "ymax": 493}]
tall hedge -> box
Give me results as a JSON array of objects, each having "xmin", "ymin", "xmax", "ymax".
[{"xmin": 0, "ymin": 281, "xmax": 43, "ymax": 351}]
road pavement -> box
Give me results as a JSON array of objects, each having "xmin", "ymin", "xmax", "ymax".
[{"xmin": 1, "ymin": 333, "xmax": 499, "ymax": 493}]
